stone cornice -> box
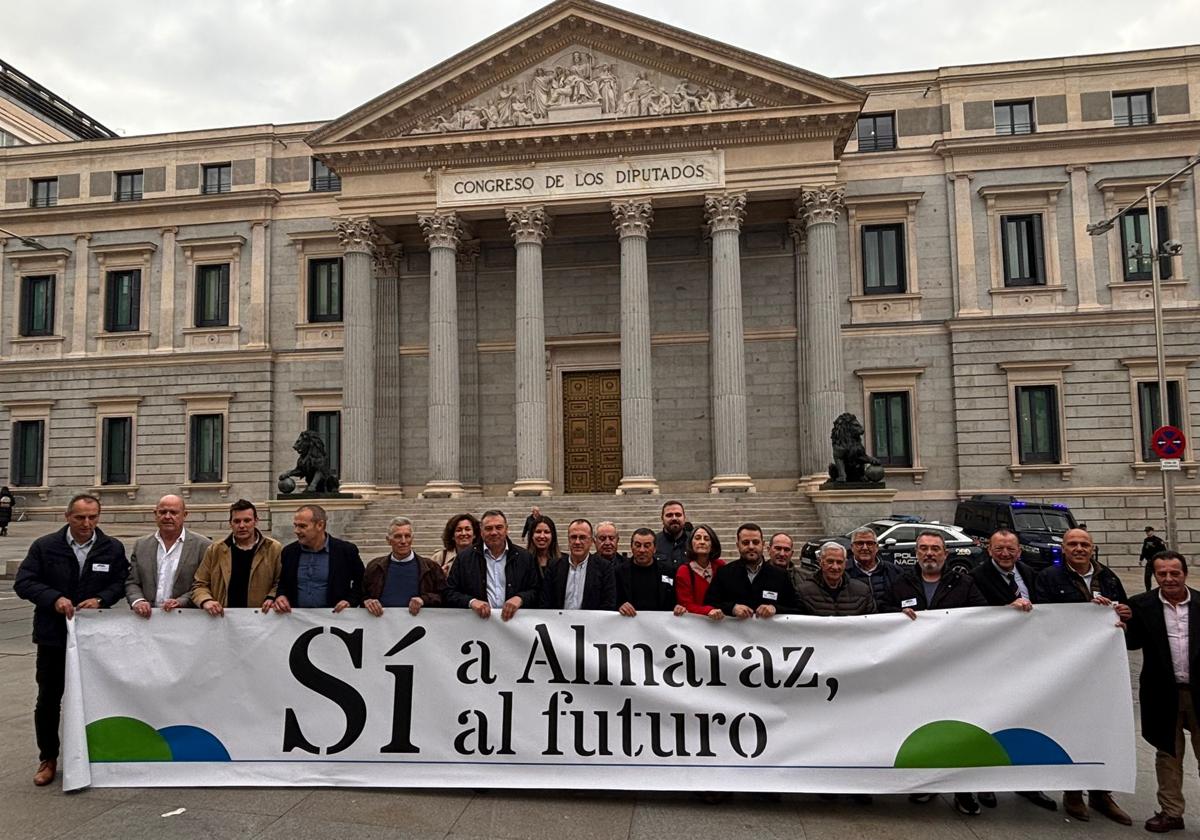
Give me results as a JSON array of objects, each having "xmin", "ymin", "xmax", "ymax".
[
  {"xmin": 934, "ymin": 120, "xmax": 1200, "ymax": 159},
  {"xmin": 0, "ymin": 124, "xmax": 321, "ymax": 165},
  {"xmin": 0, "ymin": 189, "xmax": 281, "ymax": 227}
]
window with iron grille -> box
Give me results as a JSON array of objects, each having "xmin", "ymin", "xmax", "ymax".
[
  {"xmin": 1113, "ymin": 91, "xmax": 1154, "ymax": 127},
  {"xmin": 994, "ymin": 100, "xmax": 1034, "ymax": 135},
  {"xmin": 1138, "ymin": 381, "xmax": 1183, "ymax": 462},
  {"xmin": 31, "ymin": 178, "xmax": 57, "ymax": 208},
  {"xmin": 115, "ymin": 170, "xmax": 143, "ymax": 201},
  {"xmin": 856, "ymin": 113, "xmax": 896, "ymax": 152},
  {"xmin": 202, "ymin": 163, "xmax": 232, "ymax": 194},
  {"xmin": 311, "ymin": 159, "xmax": 341, "ymax": 192}
]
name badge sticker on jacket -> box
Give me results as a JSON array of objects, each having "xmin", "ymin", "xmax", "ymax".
[
  {"xmin": 901, "ymin": 597, "xmax": 918, "ymax": 608},
  {"xmin": 661, "ymin": 575, "xmax": 674, "ymax": 586},
  {"xmin": 92, "ymin": 563, "xmax": 110, "ymax": 573},
  {"xmin": 763, "ymin": 590, "xmax": 778, "ymax": 601}
]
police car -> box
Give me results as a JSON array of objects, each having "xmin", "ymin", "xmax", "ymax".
[{"xmin": 800, "ymin": 519, "xmax": 985, "ymax": 572}]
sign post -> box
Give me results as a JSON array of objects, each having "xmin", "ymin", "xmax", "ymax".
[{"xmin": 1151, "ymin": 424, "xmax": 1186, "ymax": 548}]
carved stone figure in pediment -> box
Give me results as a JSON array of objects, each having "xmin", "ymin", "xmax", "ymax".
[{"xmin": 403, "ymin": 45, "xmax": 757, "ymax": 136}]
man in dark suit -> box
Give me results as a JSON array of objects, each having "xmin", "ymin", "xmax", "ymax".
[
  {"xmin": 273, "ymin": 504, "xmax": 363, "ymax": 613},
  {"xmin": 1126, "ymin": 550, "xmax": 1200, "ymax": 833},
  {"xmin": 14, "ymin": 493, "xmax": 129, "ymax": 786},
  {"xmin": 968, "ymin": 529, "xmax": 1057, "ymax": 813},
  {"xmin": 616, "ymin": 528, "xmax": 677, "ymax": 615},
  {"xmin": 542, "ymin": 519, "xmax": 617, "ymax": 610},
  {"xmin": 704, "ymin": 522, "xmax": 797, "ymax": 618},
  {"xmin": 445, "ymin": 509, "xmax": 540, "ymax": 619},
  {"xmin": 126, "ymin": 494, "xmax": 212, "ymax": 617}
]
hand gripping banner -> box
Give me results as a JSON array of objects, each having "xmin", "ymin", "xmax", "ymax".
[{"xmin": 62, "ymin": 604, "xmax": 1135, "ymax": 793}]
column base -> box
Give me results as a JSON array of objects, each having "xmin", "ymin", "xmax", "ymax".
[
  {"xmin": 460, "ymin": 483, "xmax": 485, "ymax": 497},
  {"xmin": 796, "ymin": 473, "xmax": 829, "ymax": 493},
  {"xmin": 709, "ymin": 474, "xmax": 757, "ymax": 494},
  {"xmin": 419, "ymin": 480, "xmax": 466, "ymax": 499},
  {"xmin": 338, "ymin": 482, "xmax": 379, "ymax": 498},
  {"xmin": 373, "ymin": 485, "xmax": 405, "ymax": 498},
  {"xmin": 508, "ymin": 479, "xmax": 553, "ymax": 497},
  {"xmin": 616, "ymin": 476, "xmax": 660, "ymax": 495}
]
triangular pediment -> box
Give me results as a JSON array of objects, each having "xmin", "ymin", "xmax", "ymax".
[{"xmin": 309, "ymin": 0, "xmax": 865, "ymax": 148}]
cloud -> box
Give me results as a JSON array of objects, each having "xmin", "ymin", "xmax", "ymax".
[{"xmin": 5, "ymin": 0, "xmax": 1199, "ymax": 135}]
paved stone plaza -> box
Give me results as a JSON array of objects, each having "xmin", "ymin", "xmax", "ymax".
[{"xmin": 0, "ymin": 540, "xmax": 1194, "ymax": 840}]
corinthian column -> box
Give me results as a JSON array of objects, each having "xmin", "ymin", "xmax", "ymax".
[
  {"xmin": 800, "ymin": 186, "xmax": 847, "ymax": 481},
  {"xmin": 336, "ymin": 218, "xmax": 380, "ymax": 494},
  {"xmin": 612, "ymin": 198, "xmax": 659, "ymax": 495},
  {"xmin": 506, "ymin": 206, "xmax": 553, "ymax": 496},
  {"xmin": 418, "ymin": 212, "xmax": 469, "ymax": 498},
  {"xmin": 705, "ymin": 193, "xmax": 755, "ymax": 493}
]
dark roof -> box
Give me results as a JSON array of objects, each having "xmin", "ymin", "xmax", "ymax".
[{"xmin": 0, "ymin": 58, "xmax": 117, "ymax": 141}]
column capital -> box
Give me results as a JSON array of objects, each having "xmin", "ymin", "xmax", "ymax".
[
  {"xmin": 372, "ymin": 244, "xmax": 403, "ymax": 277},
  {"xmin": 798, "ymin": 186, "xmax": 845, "ymax": 226},
  {"xmin": 787, "ymin": 217, "xmax": 807, "ymax": 248},
  {"xmin": 418, "ymin": 211, "xmax": 471, "ymax": 250},
  {"xmin": 456, "ymin": 238, "xmax": 481, "ymax": 271},
  {"xmin": 611, "ymin": 198, "xmax": 654, "ymax": 239},
  {"xmin": 704, "ymin": 192, "xmax": 747, "ymax": 234},
  {"xmin": 335, "ymin": 218, "xmax": 382, "ymax": 255},
  {"xmin": 506, "ymin": 205, "xmax": 551, "ymax": 245}
]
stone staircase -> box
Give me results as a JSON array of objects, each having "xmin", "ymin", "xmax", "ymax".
[{"xmin": 338, "ymin": 491, "xmax": 825, "ymax": 560}]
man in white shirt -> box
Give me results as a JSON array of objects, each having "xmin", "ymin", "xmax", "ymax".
[
  {"xmin": 1127, "ymin": 551, "xmax": 1200, "ymax": 833},
  {"xmin": 126, "ymin": 494, "xmax": 212, "ymax": 617}
]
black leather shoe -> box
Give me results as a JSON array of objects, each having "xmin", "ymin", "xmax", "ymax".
[
  {"xmin": 1145, "ymin": 812, "xmax": 1185, "ymax": 833},
  {"xmin": 1017, "ymin": 790, "xmax": 1058, "ymax": 811},
  {"xmin": 977, "ymin": 792, "xmax": 998, "ymax": 808},
  {"xmin": 954, "ymin": 793, "xmax": 981, "ymax": 816}
]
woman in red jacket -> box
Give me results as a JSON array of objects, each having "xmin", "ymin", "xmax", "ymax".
[{"xmin": 674, "ymin": 524, "xmax": 724, "ymax": 617}]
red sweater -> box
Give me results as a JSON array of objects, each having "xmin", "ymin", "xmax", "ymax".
[{"xmin": 675, "ymin": 558, "xmax": 726, "ymax": 615}]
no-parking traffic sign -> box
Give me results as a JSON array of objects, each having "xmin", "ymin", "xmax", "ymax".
[{"xmin": 1151, "ymin": 425, "xmax": 1187, "ymax": 460}]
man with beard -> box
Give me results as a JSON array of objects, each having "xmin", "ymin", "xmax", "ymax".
[
  {"xmin": 893, "ymin": 531, "xmax": 987, "ymax": 816},
  {"xmin": 655, "ymin": 500, "xmax": 691, "ymax": 568},
  {"xmin": 704, "ymin": 523, "xmax": 797, "ymax": 618}
]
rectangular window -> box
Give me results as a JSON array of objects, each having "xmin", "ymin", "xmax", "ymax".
[
  {"xmin": 202, "ymin": 163, "xmax": 232, "ymax": 195},
  {"xmin": 11, "ymin": 420, "xmax": 44, "ymax": 486},
  {"xmin": 856, "ymin": 113, "xmax": 896, "ymax": 152},
  {"xmin": 115, "ymin": 170, "xmax": 143, "ymax": 202},
  {"xmin": 1000, "ymin": 214, "xmax": 1046, "ymax": 286},
  {"xmin": 861, "ymin": 224, "xmax": 906, "ymax": 294},
  {"xmin": 1120, "ymin": 206, "xmax": 1172, "ymax": 281},
  {"xmin": 1113, "ymin": 90, "xmax": 1154, "ymax": 127},
  {"xmin": 307, "ymin": 410, "xmax": 342, "ymax": 474},
  {"xmin": 1138, "ymin": 380, "xmax": 1184, "ymax": 462},
  {"xmin": 311, "ymin": 159, "xmax": 341, "ymax": 192},
  {"xmin": 104, "ymin": 269, "xmax": 141, "ymax": 332},
  {"xmin": 101, "ymin": 416, "xmax": 132, "ymax": 485},
  {"xmin": 307, "ymin": 258, "xmax": 343, "ymax": 322},
  {"xmin": 870, "ymin": 392, "xmax": 912, "ymax": 467},
  {"xmin": 194, "ymin": 264, "xmax": 231, "ymax": 327},
  {"xmin": 995, "ymin": 100, "xmax": 1034, "ymax": 135},
  {"xmin": 1016, "ymin": 385, "xmax": 1061, "ymax": 464},
  {"xmin": 19, "ymin": 275, "xmax": 55, "ymax": 337},
  {"xmin": 30, "ymin": 177, "xmax": 57, "ymax": 208},
  {"xmin": 188, "ymin": 414, "xmax": 224, "ymax": 483}
]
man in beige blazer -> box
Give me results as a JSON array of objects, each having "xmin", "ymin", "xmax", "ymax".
[{"xmin": 126, "ymin": 494, "xmax": 212, "ymax": 617}]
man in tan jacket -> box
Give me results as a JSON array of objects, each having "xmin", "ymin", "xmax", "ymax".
[{"xmin": 192, "ymin": 499, "xmax": 282, "ymax": 615}]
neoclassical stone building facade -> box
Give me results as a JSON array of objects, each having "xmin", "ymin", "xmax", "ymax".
[{"xmin": 2, "ymin": 1, "xmax": 1199, "ymax": 556}]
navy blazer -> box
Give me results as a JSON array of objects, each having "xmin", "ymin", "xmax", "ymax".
[
  {"xmin": 971, "ymin": 557, "xmax": 1038, "ymax": 606},
  {"xmin": 541, "ymin": 554, "xmax": 617, "ymax": 610},
  {"xmin": 278, "ymin": 535, "xmax": 364, "ymax": 608}
]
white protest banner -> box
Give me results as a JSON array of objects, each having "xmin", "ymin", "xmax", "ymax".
[{"xmin": 63, "ymin": 604, "xmax": 1135, "ymax": 793}]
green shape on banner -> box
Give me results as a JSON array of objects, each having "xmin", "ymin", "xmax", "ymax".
[
  {"xmin": 86, "ymin": 716, "xmax": 173, "ymax": 762},
  {"xmin": 894, "ymin": 720, "xmax": 1013, "ymax": 768}
]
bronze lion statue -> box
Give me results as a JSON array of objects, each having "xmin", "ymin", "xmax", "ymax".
[
  {"xmin": 278, "ymin": 430, "xmax": 340, "ymax": 494},
  {"xmin": 828, "ymin": 412, "xmax": 885, "ymax": 484}
]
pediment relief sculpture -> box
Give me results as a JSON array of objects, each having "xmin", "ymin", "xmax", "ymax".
[{"xmin": 405, "ymin": 47, "xmax": 759, "ymax": 136}]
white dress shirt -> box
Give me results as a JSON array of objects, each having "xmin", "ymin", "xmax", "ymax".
[
  {"xmin": 565, "ymin": 557, "xmax": 588, "ymax": 610},
  {"xmin": 153, "ymin": 529, "xmax": 187, "ymax": 607},
  {"xmin": 1161, "ymin": 589, "xmax": 1192, "ymax": 684}
]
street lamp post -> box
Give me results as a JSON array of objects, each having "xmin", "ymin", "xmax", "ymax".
[
  {"xmin": 1087, "ymin": 150, "xmax": 1200, "ymax": 553},
  {"xmin": 0, "ymin": 226, "xmax": 48, "ymax": 250}
]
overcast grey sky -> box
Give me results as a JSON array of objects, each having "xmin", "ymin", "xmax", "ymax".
[{"xmin": 6, "ymin": 0, "xmax": 1200, "ymax": 137}]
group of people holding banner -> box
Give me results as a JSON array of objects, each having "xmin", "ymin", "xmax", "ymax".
[{"xmin": 12, "ymin": 492, "xmax": 1200, "ymax": 833}]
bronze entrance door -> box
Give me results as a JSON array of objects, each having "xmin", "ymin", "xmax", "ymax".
[{"xmin": 562, "ymin": 370, "xmax": 622, "ymax": 493}]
